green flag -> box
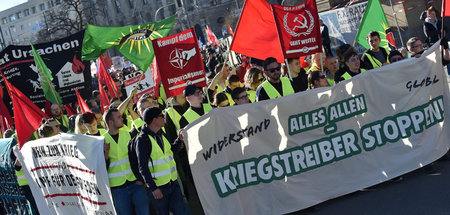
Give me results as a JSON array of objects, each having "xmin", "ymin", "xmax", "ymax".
[
  {"xmin": 31, "ymin": 43, "xmax": 63, "ymax": 105},
  {"xmin": 355, "ymin": 0, "xmax": 390, "ymax": 50},
  {"xmin": 82, "ymin": 15, "xmax": 176, "ymax": 71}
]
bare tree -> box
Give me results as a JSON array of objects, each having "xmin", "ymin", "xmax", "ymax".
[{"xmin": 35, "ymin": 0, "xmax": 105, "ymax": 43}]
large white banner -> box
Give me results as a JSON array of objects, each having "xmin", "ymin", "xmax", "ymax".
[
  {"xmin": 18, "ymin": 133, "xmax": 116, "ymax": 215},
  {"xmin": 183, "ymin": 43, "xmax": 450, "ymax": 215}
]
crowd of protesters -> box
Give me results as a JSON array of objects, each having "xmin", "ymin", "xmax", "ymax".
[{"xmin": 3, "ymin": 5, "xmax": 450, "ymax": 215}]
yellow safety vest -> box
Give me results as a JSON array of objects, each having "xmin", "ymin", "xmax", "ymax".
[
  {"xmin": 158, "ymin": 84, "xmax": 167, "ymax": 107},
  {"xmin": 103, "ymin": 128, "xmax": 136, "ymax": 187},
  {"xmin": 133, "ymin": 118, "xmax": 145, "ymax": 130},
  {"xmin": 147, "ymin": 134, "xmax": 178, "ymax": 187},
  {"xmin": 54, "ymin": 115, "xmax": 69, "ymax": 131},
  {"xmin": 364, "ymin": 47, "xmax": 390, "ymax": 69},
  {"xmin": 182, "ymin": 104, "xmax": 213, "ymax": 124},
  {"xmin": 327, "ymin": 78, "xmax": 335, "ymax": 86},
  {"xmin": 165, "ymin": 107, "xmax": 182, "ymax": 130},
  {"xmin": 13, "ymin": 146, "xmax": 28, "ymax": 186},
  {"xmin": 224, "ymin": 92, "xmax": 235, "ymax": 106},
  {"xmin": 260, "ymin": 77, "xmax": 295, "ymax": 99},
  {"xmin": 247, "ymin": 90, "xmax": 256, "ymax": 103},
  {"xmin": 342, "ymin": 69, "xmax": 366, "ymax": 80}
]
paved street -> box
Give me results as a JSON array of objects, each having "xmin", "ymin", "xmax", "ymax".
[{"xmin": 289, "ymin": 154, "xmax": 450, "ymax": 215}]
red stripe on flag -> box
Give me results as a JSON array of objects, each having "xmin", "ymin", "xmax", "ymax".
[
  {"xmin": 31, "ymin": 165, "xmax": 58, "ymax": 172},
  {"xmin": 67, "ymin": 165, "xmax": 96, "ymax": 175},
  {"xmin": 44, "ymin": 193, "xmax": 107, "ymax": 205}
]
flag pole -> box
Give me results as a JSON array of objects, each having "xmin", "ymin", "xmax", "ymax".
[
  {"xmin": 169, "ymin": 98, "xmax": 180, "ymax": 130},
  {"xmin": 284, "ymin": 59, "xmax": 293, "ymax": 81},
  {"xmin": 226, "ymin": 38, "xmax": 236, "ymax": 68},
  {"xmin": 388, "ymin": 0, "xmax": 405, "ymax": 49}
]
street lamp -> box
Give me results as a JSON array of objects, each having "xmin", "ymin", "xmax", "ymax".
[{"xmin": 154, "ymin": 3, "xmax": 176, "ymax": 21}]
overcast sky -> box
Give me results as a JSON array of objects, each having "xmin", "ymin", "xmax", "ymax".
[{"xmin": 0, "ymin": 0, "xmax": 28, "ymax": 12}]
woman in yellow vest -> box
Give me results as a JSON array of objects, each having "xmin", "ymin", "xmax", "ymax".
[
  {"xmin": 244, "ymin": 67, "xmax": 264, "ymax": 103},
  {"xmin": 308, "ymin": 70, "xmax": 330, "ymax": 89},
  {"xmin": 134, "ymin": 107, "xmax": 190, "ymax": 215}
]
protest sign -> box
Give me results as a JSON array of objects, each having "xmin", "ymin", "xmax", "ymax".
[
  {"xmin": 123, "ymin": 67, "xmax": 156, "ymax": 103},
  {"xmin": 0, "ymin": 138, "xmax": 35, "ymax": 214},
  {"xmin": 18, "ymin": 133, "xmax": 116, "ymax": 214},
  {"xmin": 0, "ymin": 31, "xmax": 92, "ymax": 111},
  {"xmin": 272, "ymin": 0, "xmax": 322, "ymax": 58},
  {"xmin": 319, "ymin": 2, "xmax": 367, "ymax": 54},
  {"xmin": 219, "ymin": 37, "xmax": 242, "ymax": 68},
  {"xmin": 183, "ymin": 42, "xmax": 450, "ymax": 215},
  {"xmin": 152, "ymin": 28, "xmax": 206, "ymax": 97}
]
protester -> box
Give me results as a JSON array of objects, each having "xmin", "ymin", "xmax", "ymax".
[
  {"xmin": 308, "ymin": 70, "xmax": 329, "ymax": 89},
  {"xmin": 74, "ymin": 114, "xmax": 87, "ymax": 135},
  {"xmin": 388, "ymin": 50, "xmax": 404, "ymax": 63},
  {"xmin": 324, "ymin": 55, "xmax": 338, "ymax": 86},
  {"xmin": 208, "ymin": 63, "xmax": 231, "ymax": 93},
  {"xmin": 51, "ymin": 104, "xmax": 69, "ymax": 132},
  {"xmin": 134, "ymin": 107, "xmax": 190, "ymax": 215},
  {"xmin": 320, "ymin": 19, "xmax": 332, "ymax": 56},
  {"xmin": 256, "ymin": 57, "xmax": 295, "ymax": 101},
  {"xmin": 423, "ymin": 6, "xmax": 446, "ymax": 48},
  {"xmin": 91, "ymin": 106, "xmax": 105, "ymax": 128},
  {"xmin": 102, "ymin": 108, "xmax": 149, "ymax": 215},
  {"xmin": 231, "ymin": 87, "xmax": 250, "ymax": 105},
  {"xmin": 244, "ymin": 67, "xmax": 264, "ymax": 102},
  {"xmin": 307, "ymin": 53, "xmax": 325, "ymax": 73},
  {"xmin": 407, "ymin": 37, "xmax": 425, "ymax": 58},
  {"xmin": 223, "ymin": 74, "xmax": 242, "ymax": 105},
  {"xmin": 79, "ymin": 112, "xmax": 105, "ymax": 136},
  {"xmin": 361, "ymin": 31, "xmax": 390, "ymax": 70},
  {"xmin": 286, "ymin": 57, "xmax": 308, "ymax": 92},
  {"xmin": 335, "ymin": 50, "xmax": 365, "ymax": 83},
  {"xmin": 213, "ymin": 91, "xmax": 230, "ymax": 107},
  {"xmin": 179, "ymin": 84, "xmax": 213, "ymax": 129},
  {"xmin": 134, "ymin": 94, "xmax": 159, "ymax": 130}
]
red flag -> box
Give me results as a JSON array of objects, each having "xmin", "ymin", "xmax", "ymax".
[
  {"xmin": 271, "ymin": 0, "xmax": 322, "ymax": 58},
  {"xmin": 64, "ymin": 104, "xmax": 77, "ymax": 117},
  {"xmin": 386, "ymin": 32, "xmax": 397, "ymax": 49},
  {"xmin": 44, "ymin": 100, "xmax": 53, "ymax": 117},
  {"xmin": 228, "ymin": 24, "xmax": 235, "ymax": 37},
  {"xmin": 205, "ymin": 25, "xmax": 220, "ymax": 47},
  {"xmin": 443, "ymin": 0, "xmax": 450, "ymax": 17},
  {"xmin": 230, "ymin": 0, "xmax": 284, "ymax": 62},
  {"xmin": 102, "ymin": 52, "xmax": 113, "ymax": 69},
  {"xmin": 97, "ymin": 56, "xmax": 119, "ymax": 98},
  {"xmin": 0, "ymin": 97, "xmax": 13, "ymax": 134},
  {"xmin": 152, "ymin": 58, "xmax": 162, "ymax": 99},
  {"xmin": 98, "ymin": 82, "xmax": 110, "ymax": 113},
  {"xmin": 75, "ymin": 88, "xmax": 91, "ymax": 114},
  {"xmin": 152, "ymin": 28, "xmax": 207, "ymax": 97},
  {"xmin": 1, "ymin": 72, "xmax": 47, "ymax": 148}
]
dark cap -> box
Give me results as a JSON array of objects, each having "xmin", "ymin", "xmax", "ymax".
[
  {"xmin": 183, "ymin": 84, "xmax": 200, "ymax": 97},
  {"xmin": 143, "ymin": 107, "xmax": 162, "ymax": 124}
]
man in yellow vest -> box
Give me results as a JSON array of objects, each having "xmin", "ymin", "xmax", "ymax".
[
  {"xmin": 135, "ymin": 107, "xmax": 190, "ymax": 214},
  {"xmin": 179, "ymin": 85, "xmax": 213, "ymax": 129},
  {"xmin": 51, "ymin": 104, "xmax": 69, "ymax": 132},
  {"xmin": 256, "ymin": 57, "xmax": 295, "ymax": 101},
  {"xmin": 102, "ymin": 108, "xmax": 150, "ymax": 215},
  {"xmin": 134, "ymin": 94, "xmax": 159, "ymax": 130},
  {"xmin": 231, "ymin": 87, "xmax": 251, "ymax": 105},
  {"xmin": 361, "ymin": 31, "xmax": 390, "ymax": 70}
]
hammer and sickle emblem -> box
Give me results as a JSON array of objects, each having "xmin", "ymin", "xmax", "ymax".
[{"xmin": 292, "ymin": 14, "xmax": 308, "ymax": 31}]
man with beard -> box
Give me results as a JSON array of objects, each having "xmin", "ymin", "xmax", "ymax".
[{"xmin": 256, "ymin": 57, "xmax": 295, "ymax": 101}]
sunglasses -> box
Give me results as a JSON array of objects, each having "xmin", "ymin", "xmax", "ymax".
[
  {"xmin": 237, "ymin": 94, "xmax": 249, "ymax": 100},
  {"xmin": 390, "ymin": 56, "xmax": 403, "ymax": 63},
  {"xmin": 268, "ymin": 66, "xmax": 281, "ymax": 73},
  {"xmin": 319, "ymin": 75, "xmax": 326, "ymax": 79}
]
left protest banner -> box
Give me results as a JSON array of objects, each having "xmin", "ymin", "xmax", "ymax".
[
  {"xmin": 0, "ymin": 31, "xmax": 92, "ymax": 111},
  {"xmin": 152, "ymin": 28, "xmax": 206, "ymax": 97},
  {"xmin": 0, "ymin": 138, "xmax": 36, "ymax": 214},
  {"xmin": 18, "ymin": 133, "xmax": 116, "ymax": 214}
]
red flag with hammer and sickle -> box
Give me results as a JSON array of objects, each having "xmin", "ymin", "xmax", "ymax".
[{"xmin": 271, "ymin": 0, "xmax": 322, "ymax": 58}]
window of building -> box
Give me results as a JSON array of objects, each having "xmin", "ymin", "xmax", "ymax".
[
  {"xmin": 32, "ymin": 6, "xmax": 37, "ymax": 14},
  {"xmin": 55, "ymin": 0, "xmax": 62, "ymax": 5},
  {"xmin": 11, "ymin": 26, "xmax": 16, "ymax": 33},
  {"xmin": 40, "ymin": 3, "xmax": 46, "ymax": 11},
  {"xmin": 48, "ymin": 1, "xmax": 54, "ymax": 8},
  {"xmin": 16, "ymin": 12, "xmax": 23, "ymax": 19},
  {"xmin": 20, "ymin": 25, "xmax": 24, "ymax": 30},
  {"xmin": 143, "ymin": 0, "xmax": 148, "ymax": 5},
  {"xmin": 24, "ymin": 9, "xmax": 30, "ymax": 16},
  {"xmin": 2, "ymin": 18, "xmax": 7, "ymax": 24},
  {"xmin": 114, "ymin": 0, "xmax": 121, "ymax": 13},
  {"xmin": 9, "ymin": 15, "xmax": 15, "ymax": 22}
]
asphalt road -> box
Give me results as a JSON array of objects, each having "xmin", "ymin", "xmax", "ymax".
[{"xmin": 288, "ymin": 154, "xmax": 450, "ymax": 215}]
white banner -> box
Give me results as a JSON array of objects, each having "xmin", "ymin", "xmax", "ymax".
[
  {"xmin": 183, "ymin": 43, "xmax": 450, "ymax": 215},
  {"xmin": 18, "ymin": 133, "xmax": 116, "ymax": 215}
]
